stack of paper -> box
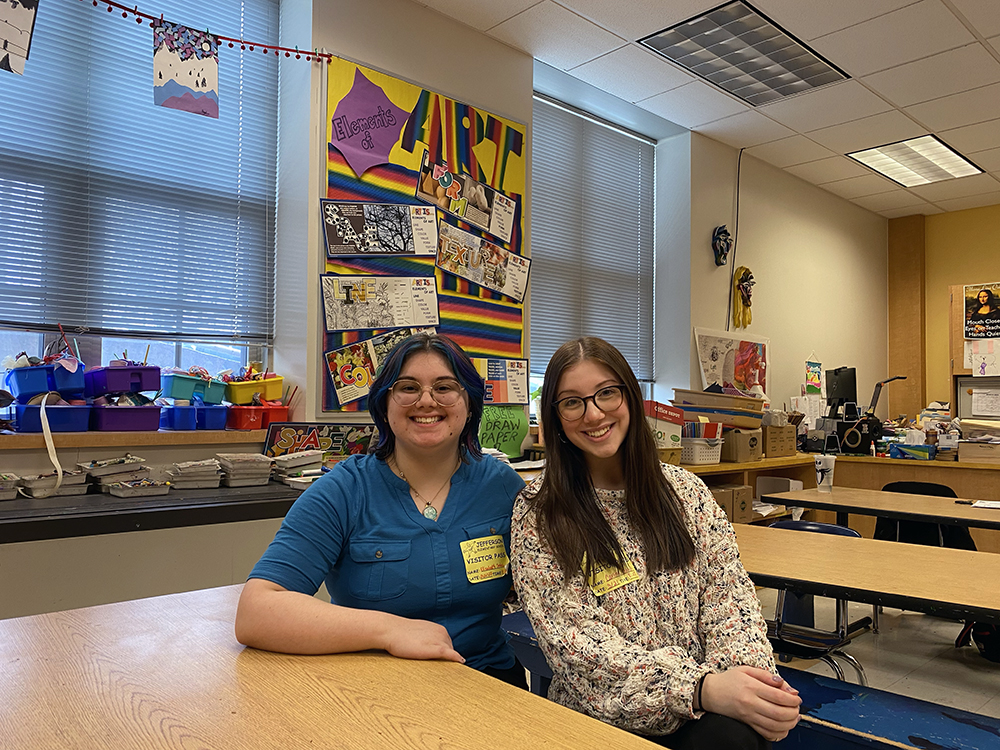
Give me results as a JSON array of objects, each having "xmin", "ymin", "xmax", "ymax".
[
  {"xmin": 168, "ymin": 459, "xmax": 222, "ymax": 489},
  {"xmin": 107, "ymin": 479, "xmax": 171, "ymax": 498},
  {"xmin": 20, "ymin": 470, "xmax": 89, "ymax": 498},
  {"xmin": 273, "ymin": 450, "xmax": 326, "ymax": 488},
  {"xmin": 216, "ymin": 453, "xmax": 274, "ymax": 487},
  {"xmin": 0, "ymin": 473, "xmax": 20, "ymax": 501}
]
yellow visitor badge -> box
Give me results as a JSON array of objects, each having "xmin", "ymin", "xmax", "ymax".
[
  {"xmin": 584, "ymin": 556, "xmax": 641, "ymax": 596},
  {"xmin": 460, "ymin": 535, "xmax": 510, "ymax": 583}
]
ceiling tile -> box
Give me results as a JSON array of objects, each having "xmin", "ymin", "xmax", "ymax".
[
  {"xmin": 861, "ymin": 44, "xmax": 1000, "ymax": 107},
  {"xmin": 556, "ymin": 0, "xmax": 711, "ymax": 41},
  {"xmin": 939, "ymin": 119, "xmax": 1000, "ymax": 154},
  {"xmin": 636, "ymin": 81, "xmax": 748, "ymax": 129},
  {"xmin": 967, "ymin": 146, "xmax": 1000, "ymax": 172},
  {"xmin": 852, "ymin": 190, "xmax": 927, "ymax": 212},
  {"xmin": 905, "ymin": 82, "xmax": 1000, "ymax": 131},
  {"xmin": 745, "ymin": 135, "xmax": 837, "ymax": 168},
  {"xmin": 418, "ymin": 0, "xmax": 539, "ymax": 31},
  {"xmin": 879, "ymin": 203, "xmax": 944, "ymax": 217},
  {"xmin": 990, "ymin": 35, "xmax": 1000, "ymax": 56},
  {"xmin": 934, "ymin": 191, "xmax": 1000, "ymax": 212},
  {"xmin": 752, "ymin": 0, "xmax": 922, "ymax": 41},
  {"xmin": 820, "ymin": 173, "xmax": 899, "ymax": 199},
  {"xmin": 784, "ymin": 156, "xmax": 871, "ymax": 184},
  {"xmin": 488, "ymin": 1, "xmax": 624, "ymax": 70},
  {"xmin": 756, "ymin": 80, "xmax": 892, "ymax": 132},
  {"xmin": 907, "ymin": 172, "xmax": 1000, "ymax": 202},
  {"xmin": 806, "ymin": 110, "xmax": 926, "ymax": 154},
  {"xmin": 693, "ymin": 110, "xmax": 795, "ymax": 149},
  {"xmin": 809, "ymin": 0, "xmax": 975, "ymax": 77},
  {"xmin": 949, "ymin": 0, "xmax": 1000, "ymax": 38},
  {"xmin": 568, "ymin": 44, "xmax": 693, "ymax": 103}
]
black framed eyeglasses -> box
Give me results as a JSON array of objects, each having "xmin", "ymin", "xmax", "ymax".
[
  {"xmin": 553, "ymin": 385, "xmax": 626, "ymax": 421},
  {"xmin": 390, "ymin": 378, "xmax": 465, "ymax": 407}
]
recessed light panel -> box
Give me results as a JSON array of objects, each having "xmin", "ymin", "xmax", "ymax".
[
  {"xmin": 848, "ymin": 135, "xmax": 982, "ymax": 187},
  {"xmin": 639, "ymin": 1, "xmax": 847, "ymax": 106}
]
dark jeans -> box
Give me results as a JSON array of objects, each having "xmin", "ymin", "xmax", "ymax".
[
  {"xmin": 481, "ymin": 655, "xmax": 528, "ymax": 690},
  {"xmin": 644, "ymin": 713, "xmax": 770, "ymax": 750}
]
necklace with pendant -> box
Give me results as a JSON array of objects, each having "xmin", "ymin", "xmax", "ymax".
[{"xmin": 394, "ymin": 459, "xmax": 458, "ymax": 521}]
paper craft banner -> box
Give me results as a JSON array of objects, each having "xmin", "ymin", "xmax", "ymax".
[
  {"xmin": 479, "ymin": 404, "xmax": 528, "ymax": 458},
  {"xmin": 264, "ymin": 422, "xmax": 376, "ymax": 458},
  {"xmin": 805, "ymin": 360, "xmax": 822, "ymax": 394},
  {"xmin": 964, "ymin": 282, "xmax": 1000, "ymax": 340},
  {"xmin": 0, "ymin": 0, "xmax": 38, "ymax": 75},
  {"xmin": 436, "ymin": 222, "xmax": 529, "ymax": 302},
  {"xmin": 152, "ymin": 21, "xmax": 219, "ymax": 118},
  {"xmin": 329, "ymin": 67, "xmax": 408, "ymax": 178},
  {"xmin": 473, "ymin": 357, "xmax": 529, "ymax": 404},
  {"xmin": 416, "ymin": 150, "xmax": 516, "ymax": 244},
  {"xmin": 321, "ymin": 274, "xmax": 439, "ymax": 331},
  {"xmin": 321, "ymin": 200, "xmax": 436, "ymax": 257}
]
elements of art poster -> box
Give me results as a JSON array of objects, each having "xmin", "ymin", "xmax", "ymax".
[
  {"xmin": 321, "ymin": 200, "xmax": 436, "ymax": 257},
  {"xmin": 264, "ymin": 422, "xmax": 376, "ymax": 459},
  {"xmin": 472, "ymin": 357, "xmax": 528, "ymax": 404},
  {"xmin": 153, "ymin": 21, "xmax": 219, "ymax": 119},
  {"xmin": 436, "ymin": 222, "xmax": 529, "ymax": 302},
  {"xmin": 964, "ymin": 282, "xmax": 1000, "ymax": 340},
  {"xmin": 695, "ymin": 328, "xmax": 770, "ymax": 401},
  {"xmin": 321, "ymin": 274, "xmax": 439, "ymax": 332},
  {"xmin": 325, "ymin": 328, "xmax": 429, "ymax": 404},
  {"xmin": 0, "ymin": 0, "xmax": 38, "ymax": 75}
]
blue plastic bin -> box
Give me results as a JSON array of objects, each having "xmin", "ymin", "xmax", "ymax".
[
  {"xmin": 196, "ymin": 405, "xmax": 228, "ymax": 430},
  {"xmin": 161, "ymin": 374, "xmax": 226, "ymax": 405},
  {"xmin": 5, "ymin": 364, "xmax": 86, "ymax": 403},
  {"xmin": 15, "ymin": 404, "xmax": 92, "ymax": 432},
  {"xmin": 159, "ymin": 405, "xmax": 197, "ymax": 431}
]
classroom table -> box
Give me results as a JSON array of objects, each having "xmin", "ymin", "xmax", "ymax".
[
  {"xmin": 759, "ymin": 486, "xmax": 1000, "ymax": 531},
  {"xmin": 734, "ymin": 523, "xmax": 1000, "ymax": 625},
  {"xmin": 0, "ymin": 585, "xmax": 657, "ymax": 750}
]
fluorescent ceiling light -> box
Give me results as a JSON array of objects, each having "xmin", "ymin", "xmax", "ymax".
[
  {"xmin": 638, "ymin": 1, "xmax": 847, "ymax": 106},
  {"xmin": 848, "ymin": 135, "xmax": 982, "ymax": 187}
]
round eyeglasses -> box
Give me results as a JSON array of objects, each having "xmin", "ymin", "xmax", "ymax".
[
  {"xmin": 553, "ymin": 385, "xmax": 626, "ymax": 421},
  {"xmin": 390, "ymin": 378, "xmax": 465, "ymax": 407}
]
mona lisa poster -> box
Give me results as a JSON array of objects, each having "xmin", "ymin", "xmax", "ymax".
[{"xmin": 964, "ymin": 283, "xmax": 1000, "ymax": 339}]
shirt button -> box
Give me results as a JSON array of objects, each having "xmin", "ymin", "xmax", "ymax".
[
  {"xmin": 375, "ymin": 550, "xmax": 383, "ymax": 559},
  {"xmin": 490, "ymin": 527, "xmax": 496, "ymax": 534}
]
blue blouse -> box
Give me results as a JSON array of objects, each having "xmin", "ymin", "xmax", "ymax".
[{"xmin": 249, "ymin": 452, "xmax": 525, "ymax": 670}]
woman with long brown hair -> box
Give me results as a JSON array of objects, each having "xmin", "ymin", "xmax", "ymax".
[{"xmin": 512, "ymin": 337, "xmax": 800, "ymax": 748}]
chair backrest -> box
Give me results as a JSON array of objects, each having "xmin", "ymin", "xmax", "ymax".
[
  {"xmin": 881, "ymin": 481, "xmax": 957, "ymax": 498},
  {"xmin": 769, "ymin": 519, "xmax": 861, "ymax": 538}
]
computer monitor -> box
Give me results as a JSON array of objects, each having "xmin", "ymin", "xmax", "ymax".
[{"xmin": 825, "ymin": 366, "xmax": 857, "ymax": 419}]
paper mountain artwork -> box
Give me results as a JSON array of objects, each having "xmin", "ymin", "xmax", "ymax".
[
  {"xmin": 152, "ymin": 20, "xmax": 219, "ymax": 119},
  {"xmin": 0, "ymin": 0, "xmax": 40, "ymax": 76}
]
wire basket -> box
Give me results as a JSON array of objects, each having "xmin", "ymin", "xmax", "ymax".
[{"xmin": 680, "ymin": 437, "xmax": 722, "ymax": 465}]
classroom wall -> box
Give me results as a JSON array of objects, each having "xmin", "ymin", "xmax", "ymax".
[
  {"xmin": 924, "ymin": 204, "xmax": 1000, "ymax": 403},
  {"xmin": 687, "ymin": 133, "xmax": 889, "ymax": 414}
]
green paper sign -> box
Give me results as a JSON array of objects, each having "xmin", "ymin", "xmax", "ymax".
[{"xmin": 479, "ymin": 404, "xmax": 528, "ymax": 458}]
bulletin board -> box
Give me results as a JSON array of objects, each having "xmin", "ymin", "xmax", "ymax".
[{"xmin": 321, "ymin": 59, "xmax": 527, "ymax": 412}]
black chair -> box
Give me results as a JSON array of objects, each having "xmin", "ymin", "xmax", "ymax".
[
  {"xmin": 766, "ymin": 520, "xmax": 868, "ymax": 685},
  {"xmin": 875, "ymin": 481, "xmax": 977, "ymax": 550}
]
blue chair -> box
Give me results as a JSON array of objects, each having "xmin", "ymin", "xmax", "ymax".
[
  {"xmin": 502, "ymin": 610, "xmax": 553, "ymax": 698},
  {"xmin": 767, "ymin": 520, "xmax": 868, "ymax": 685}
]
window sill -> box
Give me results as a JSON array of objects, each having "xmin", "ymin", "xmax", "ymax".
[{"xmin": 0, "ymin": 430, "xmax": 267, "ymax": 450}]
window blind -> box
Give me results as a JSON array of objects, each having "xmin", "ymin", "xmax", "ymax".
[
  {"xmin": 529, "ymin": 96, "xmax": 655, "ymax": 380},
  {"xmin": 0, "ymin": 0, "xmax": 278, "ymax": 344}
]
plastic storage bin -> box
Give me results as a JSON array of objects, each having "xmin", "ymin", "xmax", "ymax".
[
  {"xmin": 15, "ymin": 404, "xmax": 92, "ymax": 432},
  {"xmin": 226, "ymin": 406, "xmax": 266, "ymax": 430},
  {"xmin": 5, "ymin": 364, "xmax": 87, "ymax": 403},
  {"xmin": 161, "ymin": 374, "xmax": 226, "ymax": 405},
  {"xmin": 159, "ymin": 405, "xmax": 197, "ymax": 431},
  {"xmin": 90, "ymin": 406, "xmax": 162, "ymax": 431},
  {"xmin": 680, "ymin": 437, "xmax": 723, "ymax": 465},
  {"xmin": 225, "ymin": 376, "xmax": 284, "ymax": 405},
  {"xmin": 263, "ymin": 405, "xmax": 288, "ymax": 427},
  {"xmin": 196, "ymin": 405, "xmax": 228, "ymax": 430},
  {"xmin": 85, "ymin": 366, "xmax": 161, "ymax": 396}
]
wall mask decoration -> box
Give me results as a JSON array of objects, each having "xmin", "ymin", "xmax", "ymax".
[
  {"xmin": 732, "ymin": 265, "xmax": 755, "ymax": 329},
  {"xmin": 712, "ymin": 225, "xmax": 732, "ymax": 266}
]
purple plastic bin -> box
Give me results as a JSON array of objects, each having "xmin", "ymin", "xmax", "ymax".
[
  {"xmin": 85, "ymin": 366, "xmax": 161, "ymax": 396},
  {"xmin": 90, "ymin": 405, "xmax": 162, "ymax": 431}
]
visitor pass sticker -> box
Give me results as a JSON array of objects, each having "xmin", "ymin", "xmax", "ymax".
[{"xmin": 460, "ymin": 535, "xmax": 510, "ymax": 583}]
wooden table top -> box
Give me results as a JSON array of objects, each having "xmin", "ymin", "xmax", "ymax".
[
  {"xmin": 0, "ymin": 585, "xmax": 656, "ymax": 749},
  {"xmin": 760, "ymin": 486, "xmax": 1000, "ymax": 530},
  {"xmin": 734, "ymin": 524, "xmax": 1000, "ymax": 624}
]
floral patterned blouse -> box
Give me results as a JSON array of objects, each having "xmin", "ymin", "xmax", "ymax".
[{"xmin": 511, "ymin": 463, "xmax": 776, "ymax": 737}]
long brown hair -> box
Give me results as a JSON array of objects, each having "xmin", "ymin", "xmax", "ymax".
[{"xmin": 535, "ymin": 337, "xmax": 695, "ymax": 579}]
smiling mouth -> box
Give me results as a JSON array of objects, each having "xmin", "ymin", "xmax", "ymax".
[
  {"xmin": 412, "ymin": 416, "xmax": 445, "ymax": 424},
  {"xmin": 583, "ymin": 425, "xmax": 612, "ymax": 438}
]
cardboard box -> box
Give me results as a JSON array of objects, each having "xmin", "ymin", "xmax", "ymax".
[
  {"xmin": 720, "ymin": 428, "xmax": 762, "ymax": 463},
  {"xmin": 718, "ymin": 483, "xmax": 754, "ymax": 524},
  {"xmin": 958, "ymin": 441, "xmax": 1000, "ymax": 464},
  {"xmin": 763, "ymin": 425, "xmax": 797, "ymax": 458},
  {"xmin": 644, "ymin": 400, "xmax": 684, "ymax": 449},
  {"xmin": 709, "ymin": 486, "xmax": 733, "ymax": 521},
  {"xmin": 756, "ymin": 476, "xmax": 804, "ymax": 501}
]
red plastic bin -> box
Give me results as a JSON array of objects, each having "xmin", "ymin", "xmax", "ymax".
[
  {"xmin": 226, "ymin": 406, "xmax": 265, "ymax": 430},
  {"xmin": 90, "ymin": 406, "xmax": 162, "ymax": 431}
]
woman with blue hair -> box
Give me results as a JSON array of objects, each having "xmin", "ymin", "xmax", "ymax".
[{"xmin": 236, "ymin": 333, "xmax": 526, "ymax": 685}]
